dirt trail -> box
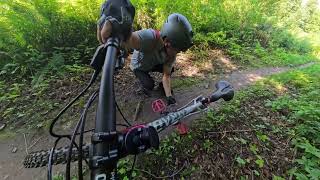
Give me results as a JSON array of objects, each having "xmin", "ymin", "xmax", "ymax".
[{"xmin": 0, "ymin": 62, "xmax": 314, "ymax": 180}]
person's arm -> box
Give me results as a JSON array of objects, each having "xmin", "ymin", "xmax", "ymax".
[
  {"xmin": 97, "ymin": 24, "xmax": 103, "ymax": 44},
  {"xmin": 163, "ymin": 57, "xmax": 177, "ymax": 105},
  {"xmin": 162, "ymin": 66, "xmax": 176, "ymax": 105},
  {"xmin": 97, "ymin": 0, "xmax": 135, "ymax": 44},
  {"xmin": 99, "ymin": 21, "xmax": 140, "ymax": 49},
  {"xmin": 162, "ymin": 61, "xmax": 174, "ymax": 96},
  {"xmin": 162, "ymin": 70, "xmax": 172, "ymax": 97}
]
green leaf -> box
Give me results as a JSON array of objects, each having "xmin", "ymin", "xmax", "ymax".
[
  {"xmin": 257, "ymin": 133, "xmax": 269, "ymax": 142},
  {"xmin": 294, "ymin": 173, "xmax": 309, "ymax": 180},
  {"xmin": 306, "ymin": 167, "xmax": 320, "ymax": 179},
  {"xmin": 254, "ymin": 170, "xmax": 260, "ymax": 176},
  {"xmin": 255, "ymin": 157, "xmax": 264, "ymax": 168},
  {"xmin": 250, "ymin": 144, "xmax": 259, "ymax": 154},
  {"xmin": 240, "ymin": 176, "xmax": 247, "ymax": 180},
  {"xmin": 236, "ymin": 156, "xmax": 247, "ymax": 166},
  {"xmin": 297, "ymin": 142, "xmax": 320, "ymax": 158},
  {"xmin": 272, "ymin": 175, "xmax": 285, "ymax": 180},
  {"xmin": 118, "ymin": 168, "xmax": 126, "ymax": 174},
  {"xmin": 131, "ymin": 171, "xmax": 137, "ymax": 177}
]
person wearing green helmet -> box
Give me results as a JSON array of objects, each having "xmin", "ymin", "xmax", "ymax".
[{"xmin": 98, "ymin": 12, "xmax": 193, "ymax": 105}]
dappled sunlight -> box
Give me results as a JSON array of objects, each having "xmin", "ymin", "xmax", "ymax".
[
  {"xmin": 246, "ymin": 76, "xmax": 288, "ymax": 94},
  {"xmin": 272, "ymin": 81, "xmax": 287, "ymax": 94},
  {"xmin": 181, "ymin": 66, "xmax": 202, "ymax": 77},
  {"xmin": 176, "ymin": 53, "xmax": 204, "ymax": 77},
  {"xmin": 292, "ymin": 72, "xmax": 311, "ymax": 87},
  {"xmin": 175, "ymin": 49, "xmax": 240, "ymax": 78},
  {"xmin": 216, "ymin": 56, "xmax": 237, "ymax": 71},
  {"xmin": 208, "ymin": 49, "xmax": 239, "ymax": 73},
  {"xmin": 246, "ymin": 73, "xmax": 264, "ymax": 82},
  {"xmin": 267, "ymin": 79, "xmax": 288, "ymax": 94}
]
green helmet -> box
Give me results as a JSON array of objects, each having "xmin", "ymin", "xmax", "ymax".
[{"xmin": 161, "ymin": 13, "xmax": 194, "ymax": 52}]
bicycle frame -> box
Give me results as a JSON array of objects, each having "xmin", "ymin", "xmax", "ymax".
[{"xmin": 148, "ymin": 100, "xmax": 206, "ymax": 132}]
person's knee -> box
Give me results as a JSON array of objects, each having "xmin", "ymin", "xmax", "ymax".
[{"xmin": 133, "ymin": 69, "xmax": 155, "ymax": 90}]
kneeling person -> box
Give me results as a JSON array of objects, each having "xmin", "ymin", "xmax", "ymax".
[
  {"xmin": 98, "ymin": 13, "xmax": 193, "ymax": 105},
  {"xmin": 131, "ymin": 13, "xmax": 193, "ymax": 105}
]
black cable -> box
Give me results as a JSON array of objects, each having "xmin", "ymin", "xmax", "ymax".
[
  {"xmin": 128, "ymin": 155, "xmax": 137, "ymax": 180},
  {"xmin": 113, "ymin": 74, "xmax": 131, "ymax": 127},
  {"xmin": 65, "ymin": 113, "xmax": 84, "ymax": 180},
  {"xmin": 116, "ymin": 101, "xmax": 132, "ymax": 126},
  {"xmin": 82, "ymin": 128, "xmax": 95, "ymax": 134},
  {"xmin": 48, "ymin": 137, "xmax": 62, "ymax": 180},
  {"xmin": 48, "ymin": 137, "xmax": 85, "ymax": 180},
  {"xmin": 129, "ymin": 155, "xmax": 137, "ymax": 179},
  {"xmin": 66, "ymin": 91, "xmax": 98, "ymax": 180},
  {"xmin": 50, "ymin": 70, "xmax": 99, "ymax": 138},
  {"xmin": 116, "ymin": 123, "xmax": 130, "ymax": 127},
  {"xmin": 79, "ymin": 90, "xmax": 98, "ymax": 180}
]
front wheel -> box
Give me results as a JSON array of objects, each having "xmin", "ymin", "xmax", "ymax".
[{"xmin": 23, "ymin": 144, "xmax": 90, "ymax": 168}]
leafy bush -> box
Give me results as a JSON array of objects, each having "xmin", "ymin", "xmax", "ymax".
[
  {"xmin": 266, "ymin": 64, "xmax": 320, "ymax": 179},
  {"xmin": 1, "ymin": 0, "xmax": 319, "ymax": 80},
  {"xmin": 0, "ymin": 0, "xmax": 100, "ymax": 77}
]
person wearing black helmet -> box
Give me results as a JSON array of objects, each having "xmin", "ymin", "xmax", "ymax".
[{"xmin": 98, "ymin": 11, "xmax": 194, "ymax": 105}]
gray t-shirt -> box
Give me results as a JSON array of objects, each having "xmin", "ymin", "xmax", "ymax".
[{"xmin": 130, "ymin": 29, "xmax": 175, "ymax": 72}]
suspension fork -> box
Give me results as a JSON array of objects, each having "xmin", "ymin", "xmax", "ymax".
[{"xmin": 90, "ymin": 37, "xmax": 120, "ymax": 179}]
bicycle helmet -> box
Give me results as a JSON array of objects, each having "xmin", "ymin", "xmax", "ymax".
[{"xmin": 161, "ymin": 13, "xmax": 194, "ymax": 52}]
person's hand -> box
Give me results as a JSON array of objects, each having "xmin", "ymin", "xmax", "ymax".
[
  {"xmin": 160, "ymin": 96, "xmax": 178, "ymax": 115},
  {"xmin": 166, "ymin": 96, "xmax": 176, "ymax": 105},
  {"xmin": 97, "ymin": 0, "xmax": 135, "ymax": 43}
]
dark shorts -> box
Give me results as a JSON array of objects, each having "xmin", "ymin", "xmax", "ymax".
[{"xmin": 133, "ymin": 64, "xmax": 174, "ymax": 90}]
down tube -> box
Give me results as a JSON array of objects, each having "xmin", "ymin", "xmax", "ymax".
[{"xmin": 148, "ymin": 102, "xmax": 203, "ymax": 132}]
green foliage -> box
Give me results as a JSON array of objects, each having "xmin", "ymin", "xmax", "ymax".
[
  {"xmin": 0, "ymin": 0, "xmax": 100, "ymax": 50},
  {"xmin": 117, "ymin": 158, "xmax": 138, "ymax": 179},
  {"xmin": 131, "ymin": 0, "xmax": 319, "ymax": 66},
  {"xmin": 53, "ymin": 174, "xmax": 78, "ymax": 180},
  {"xmin": 255, "ymin": 155, "xmax": 265, "ymax": 168},
  {"xmin": 236, "ymin": 156, "xmax": 247, "ymax": 167},
  {"xmin": 0, "ymin": 0, "xmax": 99, "ymax": 79},
  {"xmin": 1, "ymin": 0, "xmax": 319, "ymax": 82},
  {"xmin": 172, "ymin": 77, "xmax": 202, "ymax": 90},
  {"xmin": 0, "ymin": 83, "xmax": 24, "ymax": 103},
  {"xmin": 273, "ymin": 175, "xmax": 285, "ymax": 180},
  {"xmin": 256, "ymin": 132, "xmax": 269, "ymax": 143},
  {"xmin": 264, "ymin": 64, "xmax": 320, "ymax": 179},
  {"xmin": 203, "ymin": 139, "xmax": 214, "ymax": 152},
  {"xmin": 249, "ymin": 143, "xmax": 259, "ymax": 155}
]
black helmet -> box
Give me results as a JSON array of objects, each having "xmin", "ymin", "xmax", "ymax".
[{"xmin": 161, "ymin": 13, "xmax": 193, "ymax": 52}]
